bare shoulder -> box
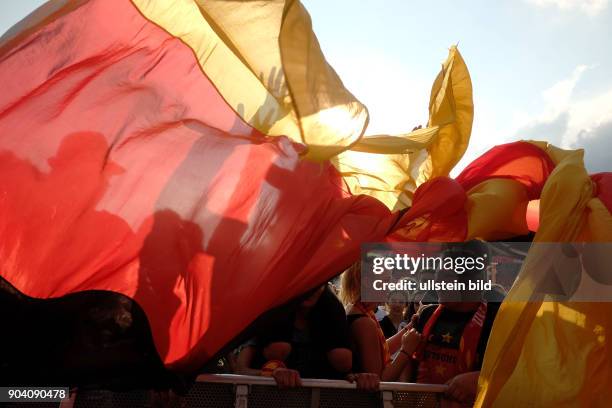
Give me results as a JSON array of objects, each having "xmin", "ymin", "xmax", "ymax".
[{"xmin": 349, "ymin": 315, "xmax": 379, "ymax": 335}]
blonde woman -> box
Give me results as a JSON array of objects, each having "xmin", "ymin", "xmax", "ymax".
[{"xmin": 340, "ymin": 263, "xmax": 421, "ymax": 382}]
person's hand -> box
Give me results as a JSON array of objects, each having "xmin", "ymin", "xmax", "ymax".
[
  {"xmin": 401, "ymin": 327, "xmax": 422, "ymax": 354},
  {"xmin": 407, "ymin": 313, "xmax": 419, "ymax": 329},
  {"xmin": 272, "ymin": 367, "xmax": 302, "ymax": 388},
  {"xmin": 445, "ymin": 371, "xmax": 479, "ymax": 403},
  {"xmin": 346, "ymin": 373, "xmax": 380, "ymax": 392},
  {"xmin": 398, "ymin": 313, "xmax": 418, "ymax": 335}
]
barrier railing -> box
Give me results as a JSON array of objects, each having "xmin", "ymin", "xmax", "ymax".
[{"xmin": 68, "ymin": 374, "xmax": 448, "ymax": 408}]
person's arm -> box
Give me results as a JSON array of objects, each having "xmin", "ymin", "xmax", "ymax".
[
  {"xmin": 381, "ymin": 348, "xmax": 410, "ymax": 381},
  {"xmin": 234, "ymin": 346, "xmax": 263, "ymax": 376},
  {"xmin": 262, "ymin": 341, "xmax": 292, "ymax": 362},
  {"xmin": 235, "ymin": 344, "xmax": 302, "ymax": 388},
  {"xmin": 386, "ymin": 326, "xmax": 407, "ymax": 355},
  {"xmin": 386, "ymin": 313, "xmax": 417, "ymax": 354},
  {"xmin": 445, "ymin": 371, "xmax": 480, "ymax": 403},
  {"xmin": 381, "ymin": 328, "xmax": 421, "ymax": 382},
  {"xmin": 326, "ymin": 348, "xmax": 352, "ymax": 374},
  {"xmin": 398, "ymin": 358, "xmax": 414, "ymax": 382},
  {"xmin": 351, "ymin": 317, "xmax": 384, "ymax": 376},
  {"xmin": 351, "ymin": 317, "xmax": 421, "ymax": 382}
]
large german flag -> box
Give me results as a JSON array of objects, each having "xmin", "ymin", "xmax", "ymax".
[
  {"xmin": 0, "ymin": 0, "xmax": 390, "ymax": 374},
  {"xmin": 6, "ymin": 1, "xmax": 609, "ymax": 404},
  {"xmin": 0, "ymin": 0, "xmax": 471, "ymax": 376}
]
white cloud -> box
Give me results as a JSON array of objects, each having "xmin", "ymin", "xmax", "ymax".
[
  {"xmin": 510, "ymin": 65, "xmax": 612, "ymax": 172},
  {"xmin": 541, "ymin": 65, "xmax": 588, "ymax": 118},
  {"xmin": 454, "ymin": 66, "xmax": 597, "ymax": 176},
  {"xmin": 525, "ymin": 0, "xmax": 609, "ymax": 16}
]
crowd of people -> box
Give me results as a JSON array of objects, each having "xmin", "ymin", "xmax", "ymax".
[{"xmin": 223, "ymin": 241, "xmax": 506, "ymax": 406}]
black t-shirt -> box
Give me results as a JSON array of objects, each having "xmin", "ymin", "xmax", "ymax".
[
  {"xmin": 379, "ymin": 315, "xmax": 399, "ymax": 339},
  {"xmin": 413, "ymin": 302, "xmax": 499, "ymax": 379},
  {"xmin": 252, "ymin": 286, "xmax": 349, "ymax": 379}
]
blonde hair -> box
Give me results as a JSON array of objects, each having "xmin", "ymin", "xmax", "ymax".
[{"xmin": 339, "ymin": 263, "xmax": 361, "ymax": 307}]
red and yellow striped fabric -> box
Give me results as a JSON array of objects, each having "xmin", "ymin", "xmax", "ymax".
[
  {"xmin": 475, "ymin": 149, "xmax": 612, "ymax": 407},
  {"xmin": 0, "ymin": 0, "xmax": 475, "ymax": 372},
  {"xmin": 0, "ymin": 0, "xmax": 400, "ymax": 371},
  {"xmin": 386, "ymin": 140, "xmax": 612, "ymax": 406},
  {"xmin": 1, "ymin": 1, "xmax": 611, "ymax": 402},
  {"xmin": 388, "ymin": 141, "xmax": 556, "ymax": 242}
]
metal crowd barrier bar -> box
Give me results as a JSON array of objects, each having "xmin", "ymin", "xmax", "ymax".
[
  {"xmin": 68, "ymin": 373, "xmax": 448, "ymax": 408},
  {"xmin": 196, "ymin": 374, "xmax": 448, "ymax": 408}
]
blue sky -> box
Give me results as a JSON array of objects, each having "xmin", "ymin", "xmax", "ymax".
[
  {"xmin": 302, "ymin": 0, "xmax": 612, "ymax": 174},
  {"xmin": 2, "ymin": 0, "xmax": 610, "ymax": 174}
]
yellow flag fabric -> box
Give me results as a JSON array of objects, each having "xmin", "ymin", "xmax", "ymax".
[
  {"xmin": 335, "ymin": 46, "xmax": 473, "ymax": 210},
  {"xmin": 131, "ymin": 0, "xmax": 368, "ymax": 161},
  {"xmin": 5, "ymin": 0, "xmax": 609, "ymax": 391},
  {"xmin": 131, "ymin": 1, "xmax": 473, "ymax": 209},
  {"xmin": 465, "ymin": 178, "xmax": 530, "ymax": 240},
  {"xmin": 332, "ymin": 128, "xmax": 437, "ymax": 211},
  {"xmin": 476, "ymin": 147, "xmax": 612, "ymax": 407},
  {"xmin": 426, "ymin": 45, "xmax": 474, "ymax": 179}
]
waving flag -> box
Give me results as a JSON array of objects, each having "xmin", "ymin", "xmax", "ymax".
[
  {"xmin": 6, "ymin": 1, "xmax": 607, "ymax": 401},
  {"xmin": 383, "ymin": 139, "xmax": 612, "ymax": 406},
  {"xmin": 335, "ymin": 46, "xmax": 473, "ymax": 210},
  {"xmin": 0, "ymin": 0, "xmax": 471, "ymax": 375},
  {"xmin": 388, "ymin": 141, "xmax": 556, "ymax": 242},
  {"xmin": 475, "ymin": 150, "xmax": 612, "ymax": 407},
  {"xmin": 0, "ymin": 0, "xmax": 397, "ymax": 372}
]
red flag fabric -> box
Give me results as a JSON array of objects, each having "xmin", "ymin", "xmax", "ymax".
[
  {"xmin": 523, "ymin": 173, "xmax": 611, "ymax": 233},
  {"xmin": 387, "ymin": 177, "xmax": 468, "ymax": 242},
  {"xmin": 3, "ymin": 1, "xmax": 609, "ymax": 391},
  {"xmin": 389, "ymin": 142, "xmax": 556, "ymax": 242},
  {"xmin": 0, "ymin": 0, "xmax": 396, "ymax": 372},
  {"xmin": 456, "ymin": 141, "xmax": 555, "ymax": 199},
  {"xmin": 592, "ymin": 173, "xmax": 612, "ymax": 213}
]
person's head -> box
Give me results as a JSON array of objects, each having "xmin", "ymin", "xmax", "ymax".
[
  {"xmin": 436, "ymin": 240, "xmax": 488, "ymax": 311},
  {"xmin": 339, "ymin": 263, "xmax": 379, "ymax": 311},
  {"xmin": 339, "ymin": 263, "xmax": 361, "ymax": 307},
  {"xmin": 385, "ymin": 290, "xmax": 408, "ymax": 315}
]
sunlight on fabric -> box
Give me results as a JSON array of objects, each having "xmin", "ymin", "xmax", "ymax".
[{"xmin": 538, "ymin": 302, "xmax": 586, "ymax": 329}]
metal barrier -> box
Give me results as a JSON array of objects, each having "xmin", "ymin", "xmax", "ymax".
[{"xmin": 69, "ymin": 374, "xmax": 448, "ymax": 408}]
